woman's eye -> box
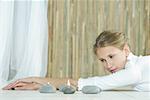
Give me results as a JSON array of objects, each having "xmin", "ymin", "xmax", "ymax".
[
  {"xmin": 100, "ymin": 59, "xmax": 104, "ymax": 62},
  {"xmin": 109, "ymin": 55, "xmax": 113, "ymax": 59}
]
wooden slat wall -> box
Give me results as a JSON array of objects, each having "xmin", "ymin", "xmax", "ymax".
[{"xmin": 47, "ymin": 0, "xmax": 150, "ymax": 78}]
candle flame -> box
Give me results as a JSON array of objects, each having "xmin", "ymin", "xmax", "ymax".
[{"xmin": 67, "ymin": 79, "xmax": 70, "ymax": 86}]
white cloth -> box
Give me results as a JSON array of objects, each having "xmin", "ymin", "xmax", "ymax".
[
  {"xmin": 78, "ymin": 53, "xmax": 150, "ymax": 91},
  {"xmin": 0, "ymin": 0, "xmax": 48, "ymax": 84},
  {"xmin": 0, "ymin": 1, "xmax": 14, "ymax": 81}
]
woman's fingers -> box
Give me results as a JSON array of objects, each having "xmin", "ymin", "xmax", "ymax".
[
  {"xmin": 13, "ymin": 82, "xmax": 28, "ymax": 87},
  {"xmin": 16, "ymin": 77, "xmax": 34, "ymax": 83},
  {"xmin": 2, "ymin": 80, "xmax": 20, "ymax": 90},
  {"xmin": 3, "ymin": 81, "xmax": 41, "ymax": 90},
  {"xmin": 2, "ymin": 83, "xmax": 13, "ymax": 90},
  {"xmin": 17, "ymin": 77, "xmax": 43, "ymax": 84},
  {"xmin": 14, "ymin": 83, "xmax": 41, "ymax": 90},
  {"xmin": 3, "ymin": 77, "xmax": 43, "ymax": 90},
  {"xmin": 3, "ymin": 79, "xmax": 33, "ymax": 90}
]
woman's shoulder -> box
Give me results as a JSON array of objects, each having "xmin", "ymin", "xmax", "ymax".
[
  {"xmin": 135, "ymin": 54, "xmax": 150, "ymax": 69},
  {"xmin": 127, "ymin": 53, "xmax": 150, "ymax": 67},
  {"xmin": 129, "ymin": 53, "xmax": 150, "ymax": 61},
  {"xmin": 137, "ymin": 54, "xmax": 150, "ymax": 62}
]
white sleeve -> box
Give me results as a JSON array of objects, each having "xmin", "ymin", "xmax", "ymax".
[{"xmin": 78, "ymin": 61, "xmax": 141, "ymax": 90}]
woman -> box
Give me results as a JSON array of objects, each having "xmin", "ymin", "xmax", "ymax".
[{"xmin": 3, "ymin": 31, "xmax": 150, "ymax": 91}]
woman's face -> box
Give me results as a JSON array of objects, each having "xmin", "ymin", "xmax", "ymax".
[{"xmin": 96, "ymin": 46, "xmax": 129, "ymax": 73}]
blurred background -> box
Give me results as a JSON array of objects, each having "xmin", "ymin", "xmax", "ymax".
[{"xmin": 47, "ymin": 0, "xmax": 150, "ymax": 79}]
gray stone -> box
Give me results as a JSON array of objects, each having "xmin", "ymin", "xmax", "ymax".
[
  {"xmin": 62, "ymin": 86, "xmax": 75, "ymax": 94},
  {"xmin": 58, "ymin": 84, "xmax": 68, "ymax": 92},
  {"xmin": 82, "ymin": 86, "xmax": 101, "ymax": 94},
  {"xmin": 39, "ymin": 84, "xmax": 56, "ymax": 93}
]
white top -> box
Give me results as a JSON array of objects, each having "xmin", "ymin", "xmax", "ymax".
[{"xmin": 78, "ymin": 53, "xmax": 150, "ymax": 91}]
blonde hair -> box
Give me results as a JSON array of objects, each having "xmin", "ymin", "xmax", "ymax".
[{"xmin": 93, "ymin": 31, "xmax": 128, "ymax": 54}]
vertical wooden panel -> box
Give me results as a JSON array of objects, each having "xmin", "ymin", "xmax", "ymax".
[{"xmin": 47, "ymin": 0, "xmax": 150, "ymax": 78}]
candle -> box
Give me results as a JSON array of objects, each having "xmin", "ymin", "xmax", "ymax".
[
  {"xmin": 67, "ymin": 80, "xmax": 70, "ymax": 86},
  {"xmin": 61, "ymin": 79, "xmax": 75, "ymax": 94}
]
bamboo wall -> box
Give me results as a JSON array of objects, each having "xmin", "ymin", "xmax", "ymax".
[{"xmin": 47, "ymin": 0, "xmax": 150, "ymax": 79}]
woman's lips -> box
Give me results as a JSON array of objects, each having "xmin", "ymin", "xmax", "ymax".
[{"xmin": 110, "ymin": 68, "xmax": 118, "ymax": 73}]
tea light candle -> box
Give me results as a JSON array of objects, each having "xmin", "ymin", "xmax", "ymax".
[
  {"xmin": 67, "ymin": 80, "xmax": 70, "ymax": 86},
  {"xmin": 62, "ymin": 80, "xmax": 75, "ymax": 94}
]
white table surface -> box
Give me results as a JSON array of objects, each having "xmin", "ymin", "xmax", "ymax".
[{"xmin": 0, "ymin": 90, "xmax": 150, "ymax": 100}]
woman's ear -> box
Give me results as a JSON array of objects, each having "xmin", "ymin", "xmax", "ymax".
[{"xmin": 123, "ymin": 43, "xmax": 130, "ymax": 57}]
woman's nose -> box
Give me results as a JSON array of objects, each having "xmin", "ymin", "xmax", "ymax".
[{"xmin": 105, "ymin": 61, "xmax": 112, "ymax": 69}]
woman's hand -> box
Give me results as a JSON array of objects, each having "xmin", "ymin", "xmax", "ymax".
[
  {"xmin": 3, "ymin": 81, "xmax": 42, "ymax": 90},
  {"xmin": 2, "ymin": 77, "xmax": 44, "ymax": 90}
]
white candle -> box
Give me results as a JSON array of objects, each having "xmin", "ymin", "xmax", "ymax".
[
  {"xmin": 62, "ymin": 79, "xmax": 75, "ymax": 94},
  {"xmin": 67, "ymin": 80, "xmax": 70, "ymax": 86}
]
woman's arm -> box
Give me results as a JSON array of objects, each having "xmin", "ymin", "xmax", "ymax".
[
  {"xmin": 78, "ymin": 61, "xmax": 141, "ymax": 90},
  {"xmin": 3, "ymin": 77, "xmax": 78, "ymax": 90}
]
